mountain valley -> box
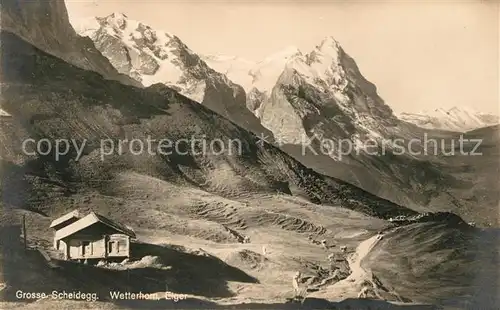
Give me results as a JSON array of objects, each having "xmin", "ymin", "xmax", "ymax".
[{"xmin": 0, "ymin": 1, "xmax": 499, "ymax": 309}]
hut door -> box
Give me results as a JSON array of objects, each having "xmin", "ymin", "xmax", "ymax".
[{"xmin": 82, "ymin": 241, "xmax": 91, "ymax": 257}]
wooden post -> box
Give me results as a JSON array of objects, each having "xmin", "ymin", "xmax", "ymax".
[
  {"xmin": 22, "ymin": 214, "xmax": 27, "ymax": 250},
  {"xmin": 126, "ymin": 236, "xmax": 130, "ymax": 258},
  {"xmin": 127, "ymin": 269, "xmax": 130, "ymax": 291}
]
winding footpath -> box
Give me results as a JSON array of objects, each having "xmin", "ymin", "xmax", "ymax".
[
  {"xmin": 310, "ymin": 234, "xmax": 382, "ymax": 300},
  {"xmin": 333, "ymin": 235, "xmax": 380, "ymax": 292}
]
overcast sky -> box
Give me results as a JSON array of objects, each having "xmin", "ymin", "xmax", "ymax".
[{"xmin": 65, "ymin": 0, "xmax": 499, "ymax": 115}]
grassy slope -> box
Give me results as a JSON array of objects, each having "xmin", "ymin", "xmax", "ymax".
[
  {"xmin": 431, "ymin": 125, "xmax": 500, "ymax": 226},
  {"xmin": 364, "ymin": 222, "xmax": 500, "ymax": 308}
]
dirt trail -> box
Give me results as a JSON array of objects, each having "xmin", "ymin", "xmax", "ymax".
[
  {"xmin": 337, "ymin": 235, "xmax": 379, "ymax": 286},
  {"xmin": 310, "ymin": 235, "xmax": 381, "ymax": 300}
]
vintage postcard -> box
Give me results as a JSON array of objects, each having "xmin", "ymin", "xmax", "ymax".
[{"xmin": 0, "ymin": 0, "xmax": 498, "ymax": 309}]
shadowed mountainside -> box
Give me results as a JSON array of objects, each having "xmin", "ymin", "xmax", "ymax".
[
  {"xmin": 0, "ymin": 30, "xmax": 418, "ymax": 222},
  {"xmin": 427, "ymin": 125, "xmax": 500, "ymax": 226},
  {"xmin": 0, "ymin": 0, "xmax": 140, "ymax": 87}
]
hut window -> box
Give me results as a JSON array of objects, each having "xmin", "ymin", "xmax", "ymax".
[
  {"xmin": 108, "ymin": 241, "xmax": 116, "ymax": 253},
  {"xmin": 118, "ymin": 240, "xmax": 127, "ymax": 252}
]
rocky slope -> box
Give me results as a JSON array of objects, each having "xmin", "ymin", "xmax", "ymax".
[
  {"xmin": 70, "ymin": 13, "xmax": 272, "ymax": 138},
  {"xmin": 258, "ymin": 36, "xmax": 398, "ymax": 145},
  {"xmin": 0, "ymin": 0, "xmax": 139, "ymax": 87},
  {"xmin": 398, "ymin": 107, "xmax": 499, "ymax": 132}
]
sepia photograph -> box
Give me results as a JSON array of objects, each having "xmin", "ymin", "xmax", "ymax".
[{"xmin": 0, "ymin": 0, "xmax": 499, "ymax": 309}]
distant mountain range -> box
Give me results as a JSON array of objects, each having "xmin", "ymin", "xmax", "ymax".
[
  {"xmin": 205, "ymin": 50, "xmax": 499, "ymax": 133},
  {"xmin": 71, "ymin": 12, "xmax": 498, "ymax": 136},
  {"xmin": 398, "ymin": 107, "xmax": 499, "ymax": 132},
  {"xmin": 204, "ymin": 52, "xmax": 499, "ymax": 133}
]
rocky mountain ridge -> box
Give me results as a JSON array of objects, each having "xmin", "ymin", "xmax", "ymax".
[{"xmin": 71, "ymin": 12, "xmax": 272, "ymax": 138}]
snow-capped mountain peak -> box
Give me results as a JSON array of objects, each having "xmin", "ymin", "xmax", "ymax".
[
  {"xmin": 262, "ymin": 45, "xmax": 302, "ymax": 62},
  {"xmin": 248, "ymin": 46, "xmax": 303, "ymax": 93},
  {"xmin": 203, "ymin": 46, "xmax": 304, "ymax": 95},
  {"xmin": 280, "ymin": 38, "xmax": 348, "ymax": 95},
  {"xmin": 398, "ymin": 107, "xmax": 499, "ymax": 132},
  {"xmin": 317, "ymin": 36, "xmax": 342, "ymax": 54},
  {"xmin": 74, "ymin": 12, "xmax": 203, "ymax": 93},
  {"xmin": 103, "ymin": 12, "xmax": 128, "ymax": 29},
  {"xmin": 203, "ymin": 40, "xmax": 346, "ymax": 97},
  {"xmin": 200, "ymin": 54, "xmax": 255, "ymax": 89},
  {"xmin": 73, "ymin": 12, "xmax": 273, "ymax": 138},
  {"xmin": 255, "ymin": 35, "xmax": 398, "ymax": 147}
]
